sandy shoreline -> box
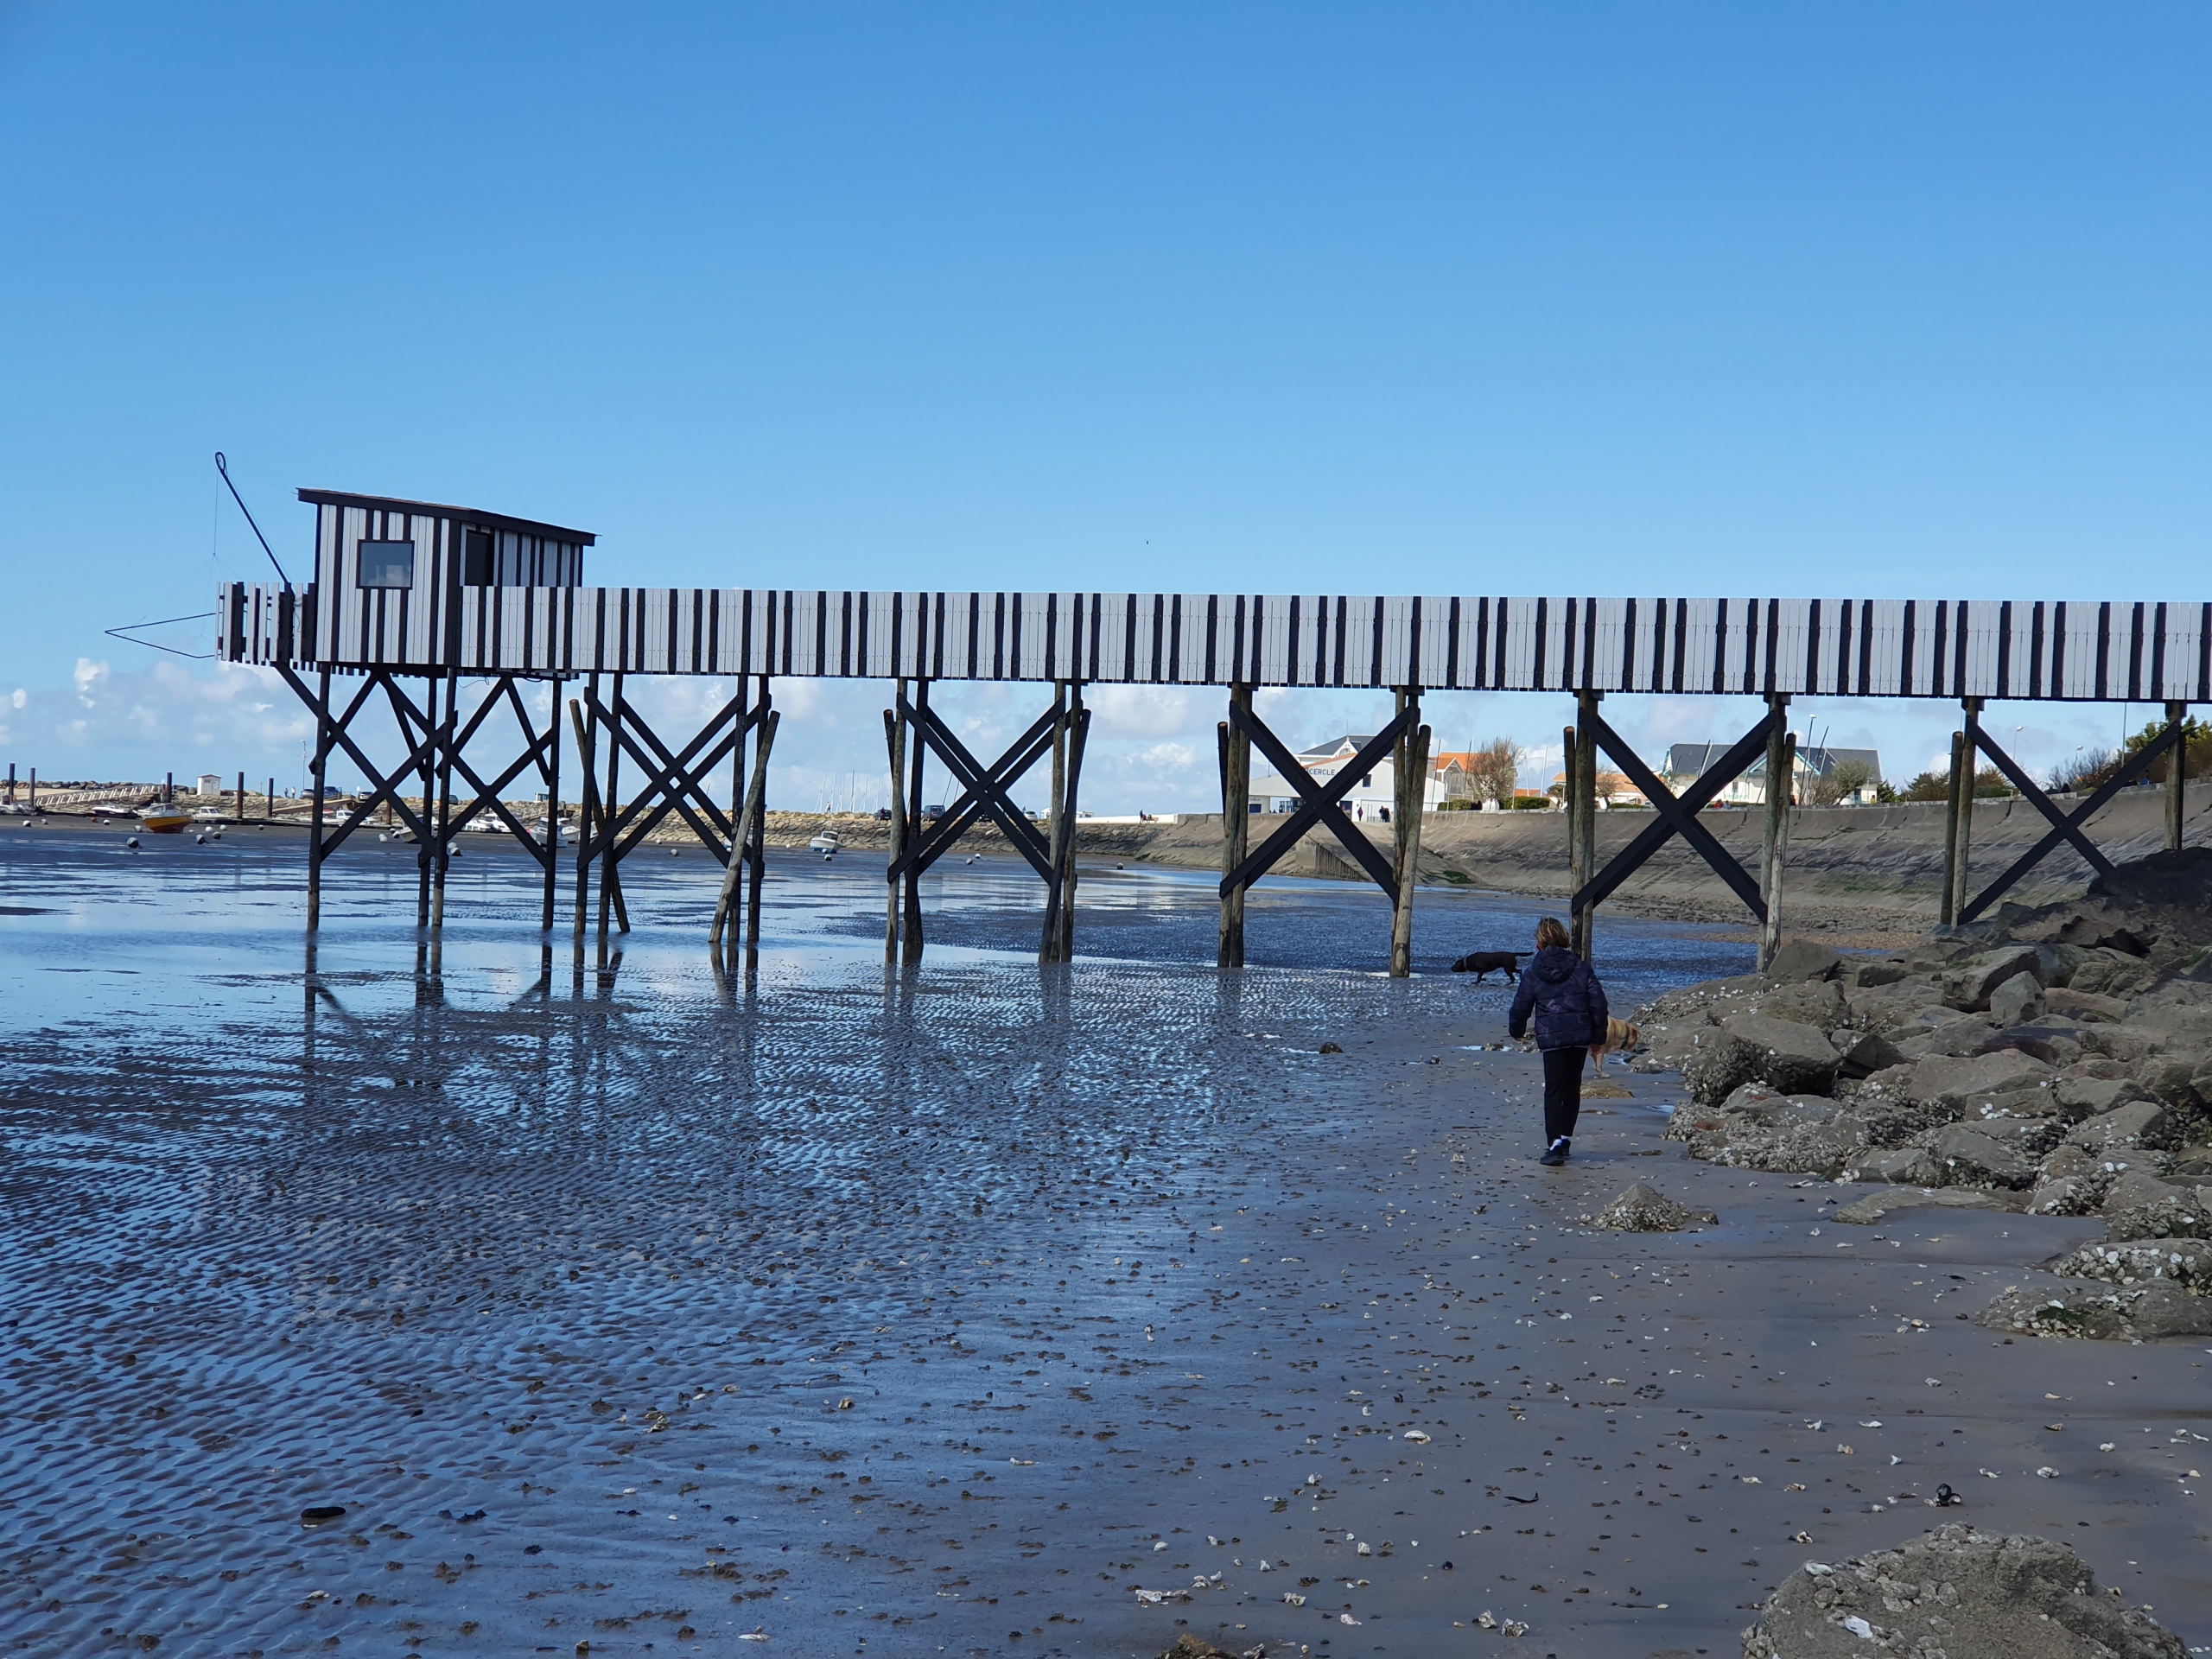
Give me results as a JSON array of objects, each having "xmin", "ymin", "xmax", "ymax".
[{"xmin": 2, "ymin": 828, "xmax": 2208, "ymax": 1656}]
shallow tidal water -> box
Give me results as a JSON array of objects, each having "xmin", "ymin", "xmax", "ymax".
[{"xmin": 3, "ymin": 822, "xmax": 2208, "ymax": 1658}]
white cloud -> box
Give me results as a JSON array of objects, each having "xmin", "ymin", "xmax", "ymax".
[
  {"xmin": 9, "ymin": 689, "xmax": 23, "ymax": 710},
  {"xmin": 73, "ymin": 658, "xmax": 109, "ymax": 705}
]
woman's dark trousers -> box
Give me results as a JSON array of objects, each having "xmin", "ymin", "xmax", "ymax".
[{"xmin": 1541, "ymin": 1045, "xmax": 1586, "ymax": 1145}]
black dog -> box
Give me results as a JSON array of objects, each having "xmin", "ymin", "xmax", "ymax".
[{"xmin": 1450, "ymin": 950, "xmax": 1530, "ymax": 982}]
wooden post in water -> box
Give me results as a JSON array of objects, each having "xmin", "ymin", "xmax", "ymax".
[
  {"xmin": 1938, "ymin": 728, "xmax": 1965, "ymax": 927},
  {"xmin": 1758, "ymin": 696, "xmax": 1795, "ymax": 972},
  {"xmin": 1389, "ymin": 686, "xmax": 1428, "ymax": 977},
  {"xmin": 598, "ymin": 671, "xmax": 628, "ymax": 938},
  {"xmin": 307, "ymin": 668, "xmax": 331, "ymax": 929},
  {"xmin": 884, "ymin": 677, "xmax": 907, "ymax": 963},
  {"xmin": 1948, "ymin": 698, "xmax": 1982, "ymax": 925},
  {"xmin": 235, "ymin": 771, "xmax": 245, "ymax": 823},
  {"xmin": 413, "ymin": 676, "xmax": 437, "ymax": 928},
  {"xmin": 712, "ymin": 702, "xmax": 776, "ymax": 968},
  {"xmin": 743, "ymin": 686, "xmax": 775, "ymax": 970},
  {"xmin": 1218, "ymin": 683, "xmax": 1252, "ymax": 969},
  {"xmin": 542, "ymin": 678, "xmax": 563, "ymax": 931},
  {"xmin": 1057, "ymin": 687, "xmax": 1088, "ymax": 962},
  {"xmin": 429, "ymin": 667, "xmax": 459, "ymax": 932},
  {"xmin": 569, "ymin": 685, "xmax": 598, "ymax": 942},
  {"xmin": 1042, "ymin": 681, "xmax": 1071, "ymax": 964},
  {"xmin": 2167, "ymin": 701, "xmax": 2190, "ymax": 854},
  {"xmin": 1571, "ymin": 690, "xmax": 1601, "ymax": 961},
  {"xmin": 902, "ymin": 679, "xmax": 928, "ymax": 963},
  {"xmin": 266, "ymin": 777, "xmax": 275, "ymax": 823}
]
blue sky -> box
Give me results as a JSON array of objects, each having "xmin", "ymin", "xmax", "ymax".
[{"xmin": 2, "ymin": 3, "xmax": 2204, "ymax": 810}]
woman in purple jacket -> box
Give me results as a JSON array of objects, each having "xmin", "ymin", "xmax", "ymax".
[{"xmin": 1507, "ymin": 917, "xmax": 1609, "ymax": 1166}]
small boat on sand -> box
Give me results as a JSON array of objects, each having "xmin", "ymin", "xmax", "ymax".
[
  {"xmin": 139, "ymin": 807, "xmax": 192, "ymax": 834},
  {"xmin": 808, "ymin": 830, "xmax": 842, "ymax": 854}
]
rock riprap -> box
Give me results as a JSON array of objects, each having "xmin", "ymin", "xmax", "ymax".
[
  {"xmin": 1740, "ymin": 1525, "xmax": 2187, "ymax": 1658},
  {"xmin": 1632, "ymin": 851, "xmax": 2212, "ymax": 1340}
]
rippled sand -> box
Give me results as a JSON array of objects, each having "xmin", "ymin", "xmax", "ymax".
[{"xmin": 3, "ymin": 823, "xmax": 2207, "ymax": 1656}]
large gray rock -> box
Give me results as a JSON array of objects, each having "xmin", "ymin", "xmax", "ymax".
[
  {"xmin": 2133, "ymin": 1052, "xmax": 2209, "ymax": 1110},
  {"xmin": 2070, "ymin": 951, "xmax": 2160, "ymax": 1001},
  {"xmin": 1834, "ymin": 1027, "xmax": 1910, "ymax": 1079},
  {"xmin": 1975, "ymin": 1277, "xmax": 2212, "ymax": 1342},
  {"xmin": 1740, "ymin": 1524, "xmax": 2187, "ymax": 1658},
  {"xmin": 1766, "ymin": 938, "xmax": 1845, "ymax": 982},
  {"xmin": 1929, "ymin": 1122, "xmax": 2045, "ymax": 1188},
  {"xmin": 1853, "ymin": 958, "xmax": 1910, "ymax": 988},
  {"xmin": 2055, "ymin": 1074, "xmax": 2150, "ymax": 1116},
  {"xmin": 1908, "ymin": 1049, "xmax": 2056, "ymax": 1109},
  {"xmin": 1756, "ymin": 978, "xmax": 1849, "ymax": 1032},
  {"xmin": 1943, "ymin": 945, "xmax": 2044, "ymax": 1011},
  {"xmin": 1896, "ymin": 1016, "xmax": 2006, "ymax": 1061},
  {"xmin": 1991, "ymin": 1017, "xmax": 2086, "ymax": 1068},
  {"xmin": 1844, "ymin": 1146, "xmax": 1946, "ymax": 1186},
  {"xmin": 2052, "ymin": 1237, "xmax": 2212, "ymax": 1293},
  {"xmin": 2101, "ymin": 1170, "xmax": 2212, "ymax": 1241},
  {"xmin": 1585, "ymin": 1182, "xmax": 1715, "ymax": 1231},
  {"xmin": 2046, "ymin": 985, "xmax": 2131, "ymax": 1022},
  {"xmin": 1988, "ymin": 970, "xmax": 2046, "ymax": 1027},
  {"xmin": 1683, "ymin": 1014, "xmax": 1840, "ymax": 1104},
  {"xmin": 2067, "ymin": 1100, "xmax": 2187, "ymax": 1156},
  {"xmin": 1668, "ymin": 1084, "xmax": 1876, "ymax": 1178}
]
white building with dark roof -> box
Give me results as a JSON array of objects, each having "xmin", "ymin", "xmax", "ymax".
[{"xmin": 1662, "ymin": 742, "xmax": 1882, "ymax": 804}]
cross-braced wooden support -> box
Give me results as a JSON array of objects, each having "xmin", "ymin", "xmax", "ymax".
[
  {"xmin": 1572, "ymin": 697, "xmax": 1783, "ymax": 949},
  {"xmin": 1217, "ymin": 689, "xmax": 1427, "ymax": 976},
  {"xmin": 566, "ymin": 673, "xmax": 773, "ymax": 951},
  {"xmin": 883, "ymin": 681, "xmax": 1088, "ymax": 964},
  {"xmin": 281, "ymin": 665, "xmax": 565, "ymax": 933},
  {"xmin": 1953, "ymin": 699, "xmax": 2191, "ymax": 925}
]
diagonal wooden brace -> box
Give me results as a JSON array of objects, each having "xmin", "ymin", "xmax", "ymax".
[
  {"xmin": 1959, "ymin": 719, "xmax": 2184, "ymax": 923},
  {"xmin": 279, "ymin": 666, "xmax": 433, "ymax": 851},
  {"xmin": 1573, "ymin": 708, "xmax": 1775, "ymax": 919},
  {"xmin": 1967, "ymin": 726, "xmax": 2116, "ymax": 880},
  {"xmin": 890, "ymin": 694, "xmax": 1060, "ymax": 880},
  {"xmin": 579, "ymin": 687, "xmax": 749, "ymax": 863},
  {"xmin": 1223, "ymin": 703, "xmax": 1410, "ymax": 901}
]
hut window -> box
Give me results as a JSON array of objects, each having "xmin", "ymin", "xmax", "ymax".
[
  {"xmin": 356, "ymin": 540, "xmax": 415, "ymax": 588},
  {"xmin": 462, "ymin": 528, "xmax": 495, "ymax": 586}
]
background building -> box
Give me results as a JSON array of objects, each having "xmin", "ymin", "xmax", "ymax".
[{"xmin": 1661, "ymin": 742, "xmax": 1882, "ymax": 805}]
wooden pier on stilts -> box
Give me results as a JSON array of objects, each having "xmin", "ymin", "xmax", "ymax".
[{"xmin": 216, "ymin": 498, "xmax": 2209, "ymax": 976}]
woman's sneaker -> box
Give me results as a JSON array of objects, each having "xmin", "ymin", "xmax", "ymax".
[{"xmin": 1538, "ymin": 1138, "xmax": 1570, "ymax": 1166}]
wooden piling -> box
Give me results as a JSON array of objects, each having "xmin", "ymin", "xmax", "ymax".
[
  {"xmin": 235, "ymin": 771, "xmax": 245, "ymax": 823},
  {"xmin": 1948, "ymin": 698, "xmax": 1982, "ymax": 925},
  {"xmin": 598, "ymin": 672, "xmax": 626, "ymax": 938},
  {"xmin": 1758, "ymin": 696, "xmax": 1794, "ymax": 972},
  {"xmin": 1219, "ymin": 683, "xmax": 1253, "ymax": 969},
  {"xmin": 1043, "ymin": 682, "xmax": 1071, "ymax": 964},
  {"xmin": 429, "ymin": 666, "xmax": 459, "ymax": 932},
  {"xmin": 902, "ymin": 679, "xmax": 928, "ymax": 963},
  {"xmin": 713, "ymin": 703, "xmax": 777, "ymax": 963},
  {"xmin": 542, "ymin": 679, "xmax": 563, "ymax": 931},
  {"xmin": 1560, "ymin": 723, "xmax": 1578, "ymax": 935},
  {"xmin": 569, "ymin": 687, "xmax": 598, "ymax": 941},
  {"xmin": 744, "ymin": 690, "xmax": 775, "ymax": 969},
  {"xmin": 1057, "ymin": 690, "xmax": 1088, "ymax": 961},
  {"xmin": 2168, "ymin": 701, "xmax": 2190, "ymax": 854},
  {"xmin": 306, "ymin": 667, "xmax": 331, "ymax": 930},
  {"xmin": 1389, "ymin": 687, "xmax": 1428, "ymax": 978},
  {"xmin": 884, "ymin": 677, "xmax": 907, "ymax": 964},
  {"xmin": 1571, "ymin": 691, "xmax": 1600, "ymax": 961},
  {"xmin": 1939, "ymin": 729, "xmax": 1965, "ymax": 926}
]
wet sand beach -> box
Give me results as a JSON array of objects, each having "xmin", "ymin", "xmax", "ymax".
[{"xmin": 3, "ymin": 822, "xmax": 2207, "ymax": 1657}]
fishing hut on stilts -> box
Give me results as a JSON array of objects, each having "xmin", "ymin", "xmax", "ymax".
[{"xmin": 216, "ymin": 493, "xmax": 2208, "ymax": 978}]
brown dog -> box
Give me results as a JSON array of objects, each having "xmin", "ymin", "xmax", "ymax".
[{"xmin": 1589, "ymin": 1015, "xmax": 1642, "ymax": 1073}]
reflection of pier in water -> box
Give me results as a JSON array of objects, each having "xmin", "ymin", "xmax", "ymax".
[{"xmin": 220, "ymin": 481, "xmax": 2207, "ymax": 977}]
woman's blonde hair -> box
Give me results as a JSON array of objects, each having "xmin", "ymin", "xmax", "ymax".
[{"xmin": 1535, "ymin": 916, "xmax": 1571, "ymax": 950}]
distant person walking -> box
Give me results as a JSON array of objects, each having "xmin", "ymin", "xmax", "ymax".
[{"xmin": 1507, "ymin": 916, "xmax": 1609, "ymax": 1166}]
